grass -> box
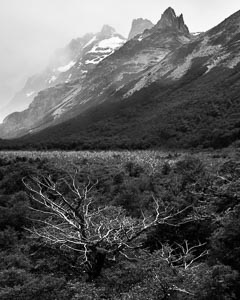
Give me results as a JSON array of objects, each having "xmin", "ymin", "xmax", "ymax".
[{"xmin": 1, "ymin": 148, "xmax": 239, "ymax": 173}]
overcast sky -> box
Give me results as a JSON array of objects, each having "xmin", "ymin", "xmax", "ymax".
[{"xmin": 0, "ymin": 0, "xmax": 239, "ymax": 109}]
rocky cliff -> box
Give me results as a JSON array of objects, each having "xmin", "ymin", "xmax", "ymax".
[{"xmin": 128, "ymin": 18, "xmax": 154, "ymax": 40}]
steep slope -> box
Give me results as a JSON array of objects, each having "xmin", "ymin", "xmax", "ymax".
[
  {"xmin": 128, "ymin": 18, "xmax": 154, "ymax": 40},
  {"xmin": 2, "ymin": 61, "xmax": 240, "ymax": 151},
  {"xmin": 0, "ymin": 33, "xmax": 94, "ymax": 121},
  {"xmin": 0, "ymin": 26, "xmax": 126, "ymax": 128},
  {"xmin": 0, "ymin": 7, "xmax": 192, "ymax": 139},
  {"xmin": 125, "ymin": 8, "xmax": 240, "ymax": 95}
]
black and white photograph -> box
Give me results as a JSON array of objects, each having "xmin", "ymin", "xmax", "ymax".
[{"xmin": 0, "ymin": 0, "xmax": 240, "ymax": 298}]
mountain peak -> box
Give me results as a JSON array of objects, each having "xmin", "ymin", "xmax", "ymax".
[
  {"xmin": 100, "ymin": 25, "xmax": 116, "ymax": 36},
  {"xmin": 163, "ymin": 7, "xmax": 177, "ymax": 19},
  {"xmin": 156, "ymin": 7, "xmax": 189, "ymax": 35},
  {"xmin": 128, "ymin": 18, "xmax": 154, "ymax": 40}
]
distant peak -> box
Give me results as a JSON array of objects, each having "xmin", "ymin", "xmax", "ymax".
[
  {"xmin": 128, "ymin": 18, "xmax": 154, "ymax": 40},
  {"xmin": 132, "ymin": 18, "xmax": 153, "ymax": 24},
  {"xmin": 156, "ymin": 7, "xmax": 189, "ymax": 35},
  {"xmin": 100, "ymin": 24, "xmax": 116, "ymax": 36}
]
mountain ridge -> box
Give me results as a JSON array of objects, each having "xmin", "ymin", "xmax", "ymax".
[{"xmin": 0, "ymin": 26, "xmax": 126, "ymax": 127}]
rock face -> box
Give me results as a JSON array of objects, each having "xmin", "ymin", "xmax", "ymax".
[
  {"xmin": 128, "ymin": 18, "xmax": 154, "ymax": 40},
  {"xmin": 2, "ymin": 7, "xmax": 240, "ymax": 142},
  {"xmin": 155, "ymin": 7, "xmax": 189, "ymax": 34}
]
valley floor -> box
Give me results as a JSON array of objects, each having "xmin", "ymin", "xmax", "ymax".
[{"xmin": 0, "ymin": 148, "xmax": 237, "ymax": 168}]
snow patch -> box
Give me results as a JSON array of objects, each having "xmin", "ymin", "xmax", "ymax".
[
  {"xmin": 98, "ymin": 36, "xmax": 125, "ymax": 49},
  {"xmin": 26, "ymin": 91, "xmax": 35, "ymax": 97},
  {"xmin": 88, "ymin": 47, "xmax": 113, "ymax": 54},
  {"xmin": 57, "ymin": 61, "xmax": 75, "ymax": 72},
  {"xmin": 85, "ymin": 55, "xmax": 108, "ymax": 65},
  {"xmin": 83, "ymin": 36, "xmax": 97, "ymax": 49},
  {"xmin": 88, "ymin": 37, "xmax": 125, "ymax": 54},
  {"xmin": 85, "ymin": 59, "xmax": 99, "ymax": 65},
  {"xmin": 48, "ymin": 75, "xmax": 57, "ymax": 84},
  {"xmin": 65, "ymin": 74, "xmax": 72, "ymax": 83},
  {"xmin": 138, "ymin": 35, "xmax": 143, "ymax": 42},
  {"xmin": 191, "ymin": 32, "xmax": 202, "ymax": 36}
]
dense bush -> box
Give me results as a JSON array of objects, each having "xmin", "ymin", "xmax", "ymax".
[{"xmin": 0, "ymin": 152, "xmax": 240, "ymax": 299}]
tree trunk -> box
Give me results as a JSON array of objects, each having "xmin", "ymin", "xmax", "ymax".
[{"xmin": 87, "ymin": 248, "xmax": 107, "ymax": 281}]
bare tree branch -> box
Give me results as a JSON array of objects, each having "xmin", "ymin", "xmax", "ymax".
[{"xmin": 23, "ymin": 171, "xmax": 199, "ymax": 279}]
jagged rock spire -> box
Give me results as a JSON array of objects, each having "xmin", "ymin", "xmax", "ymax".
[{"xmin": 156, "ymin": 7, "xmax": 189, "ymax": 34}]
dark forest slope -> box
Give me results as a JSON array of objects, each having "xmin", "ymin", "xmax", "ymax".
[{"xmin": 1, "ymin": 60, "xmax": 240, "ymax": 151}]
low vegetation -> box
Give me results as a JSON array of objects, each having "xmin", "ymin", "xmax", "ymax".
[{"xmin": 0, "ymin": 150, "xmax": 240, "ymax": 299}]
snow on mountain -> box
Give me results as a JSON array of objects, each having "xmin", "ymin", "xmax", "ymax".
[
  {"xmin": 0, "ymin": 33, "xmax": 95, "ymax": 124},
  {"xmin": 191, "ymin": 32, "xmax": 202, "ymax": 36},
  {"xmin": 83, "ymin": 36, "xmax": 97, "ymax": 49},
  {"xmin": 88, "ymin": 36, "xmax": 124, "ymax": 53},
  {"xmin": 0, "ymin": 24, "xmax": 126, "ymax": 136},
  {"xmin": 85, "ymin": 59, "xmax": 100, "ymax": 65},
  {"xmin": 0, "ymin": 26, "xmax": 125, "ymax": 128},
  {"xmin": 66, "ymin": 25, "xmax": 126, "ymax": 75},
  {"xmin": 57, "ymin": 61, "xmax": 76, "ymax": 72},
  {"xmin": 26, "ymin": 91, "xmax": 35, "ymax": 97},
  {"xmin": 84, "ymin": 36, "xmax": 126, "ymax": 65},
  {"xmin": 97, "ymin": 36, "xmax": 126, "ymax": 49},
  {"xmin": 48, "ymin": 75, "xmax": 57, "ymax": 84}
]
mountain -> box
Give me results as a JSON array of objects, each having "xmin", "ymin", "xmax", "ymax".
[
  {"xmin": 155, "ymin": 7, "xmax": 189, "ymax": 34},
  {"xmin": 0, "ymin": 33, "xmax": 94, "ymax": 122},
  {"xmin": 128, "ymin": 18, "xmax": 154, "ymax": 40},
  {"xmin": 2, "ymin": 8, "xmax": 240, "ymax": 151},
  {"xmin": 0, "ymin": 25, "xmax": 126, "ymax": 130},
  {"xmin": 0, "ymin": 7, "xmax": 191, "ymax": 139}
]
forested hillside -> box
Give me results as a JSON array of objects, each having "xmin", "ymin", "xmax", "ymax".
[{"xmin": 1, "ymin": 61, "xmax": 240, "ymax": 151}]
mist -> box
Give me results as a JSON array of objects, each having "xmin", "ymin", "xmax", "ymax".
[{"xmin": 0, "ymin": 0, "xmax": 239, "ymax": 121}]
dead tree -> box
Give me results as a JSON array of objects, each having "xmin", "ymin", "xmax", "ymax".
[
  {"xmin": 23, "ymin": 171, "xmax": 199, "ymax": 280},
  {"xmin": 158, "ymin": 240, "xmax": 208, "ymax": 269}
]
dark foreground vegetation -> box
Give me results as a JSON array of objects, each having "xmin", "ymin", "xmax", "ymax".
[{"xmin": 0, "ymin": 150, "xmax": 240, "ymax": 299}]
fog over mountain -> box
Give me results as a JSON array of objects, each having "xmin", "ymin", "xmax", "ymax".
[{"xmin": 0, "ymin": 0, "xmax": 239, "ymax": 122}]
